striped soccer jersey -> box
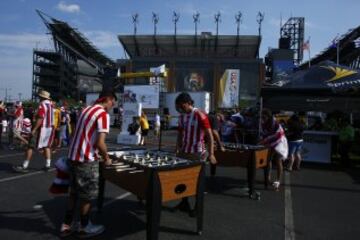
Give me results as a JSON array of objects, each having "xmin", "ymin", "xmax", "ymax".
[
  {"xmin": 261, "ymin": 117, "xmax": 285, "ymax": 148},
  {"xmin": 178, "ymin": 107, "xmax": 211, "ymax": 154},
  {"xmin": 14, "ymin": 107, "xmax": 24, "ymax": 130},
  {"xmin": 37, "ymin": 100, "xmax": 54, "ymax": 128},
  {"xmin": 68, "ymin": 104, "xmax": 110, "ymax": 162}
]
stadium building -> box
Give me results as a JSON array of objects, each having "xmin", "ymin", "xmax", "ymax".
[{"xmin": 118, "ymin": 32, "xmax": 264, "ymax": 107}]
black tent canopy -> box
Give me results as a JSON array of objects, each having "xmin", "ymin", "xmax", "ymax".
[{"xmin": 262, "ymin": 61, "xmax": 360, "ymax": 113}]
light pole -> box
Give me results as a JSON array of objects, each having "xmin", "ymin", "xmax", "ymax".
[{"xmin": 0, "ymin": 88, "xmax": 12, "ymax": 102}]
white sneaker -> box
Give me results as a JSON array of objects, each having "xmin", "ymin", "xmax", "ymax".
[
  {"xmin": 13, "ymin": 165, "xmax": 29, "ymax": 173},
  {"xmin": 77, "ymin": 222, "xmax": 105, "ymax": 238},
  {"xmin": 59, "ymin": 221, "xmax": 80, "ymax": 237},
  {"xmin": 272, "ymin": 181, "xmax": 280, "ymax": 191}
]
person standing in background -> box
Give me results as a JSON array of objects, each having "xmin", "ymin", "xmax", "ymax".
[
  {"xmin": 286, "ymin": 114, "xmax": 305, "ymax": 171},
  {"xmin": 259, "ymin": 109, "xmax": 288, "ymax": 191},
  {"xmin": 13, "ymin": 101, "xmax": 24, "ymax": 136},
  {"xmin": 52, "ymin": 102, "xmax": 61, "ymax": 150},
  {"xmin": 207, "ymin": 111, "xmax": 225, "ymax": 176},
  {"xmin": 13, "ymin": 90, "xmax": 55, "ymax": 172},
  {"xmin": 338, "ymin": 117, "xmax": 355, "ymax": 167},
  {"xmin": 154, "ymin": 113, "xmax": 161, "ymax": 138},
  {"xmin": 7, "ymin": 104, "xmax": 15, "ymax": 149},
  {"xmin": 139, "ymin": 111, "xmax": 149, "ymax": 145},
  {"xmin": 0, "ymin": 101, "xmax": 5, "ymax": 149}
]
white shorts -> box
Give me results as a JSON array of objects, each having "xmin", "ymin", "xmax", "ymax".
[{"xmin": 38, "ymin": 127, "xmax": 54, "ymax": 149}]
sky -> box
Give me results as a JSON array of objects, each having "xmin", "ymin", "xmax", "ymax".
[{"xmin": 1, "ymin": 0, "xmax": 360, "ymax": 100}]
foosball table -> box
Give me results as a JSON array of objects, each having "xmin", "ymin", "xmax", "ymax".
[
  {"xmin": 214, "ymin": 143, "xmax": 270, "ymax": 200},
  {"xmin": 97, "ymin": 149, "xmax": 205, "ymax": 240}
]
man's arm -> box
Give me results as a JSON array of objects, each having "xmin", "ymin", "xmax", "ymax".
[
  {"xmin": 212, "ymin": 129, "xmax": 225, "ymax": 151},
  {"xmin": 205, "ymin": 128, "xmax": 217, "ymax": 164},
  {"xmin": 96, "ymin": 132, "xmax": 111, "ymax": 165}
]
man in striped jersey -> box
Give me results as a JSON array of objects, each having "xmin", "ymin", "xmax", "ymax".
[
  {"xmin": 174, "ymin": 92, "xmax": 216, "ymax": 215},
  {"xmin": 13, "ymin": 90, "xmax": 55, "ymax": 172},
  {"xmin": 59, "ymin": 91, "xmax": 115, "ymax": 238},
  {"xmin": 175, "ymin": 92, "xmax": 216, "ymax": 163}
]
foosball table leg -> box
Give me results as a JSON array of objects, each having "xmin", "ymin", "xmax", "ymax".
[
  {"xmin": 264, "ymin": 166, "xmax": 270, "ymax": 190},
  {"xmin": 146, "ymin": 172, "xmax": 162, "ymax": 240},
  {"xmin": 247, "ymin": 158, "xmax": 257, "ymax": 199},
  {"xmin": 196, "ymin": 165, "xmax": 205, "ymax": 235}
]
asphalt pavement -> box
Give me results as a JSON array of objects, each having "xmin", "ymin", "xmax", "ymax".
[{"xmin": 0, "ymin": 129, "xmax": 359, "ymax": 240}]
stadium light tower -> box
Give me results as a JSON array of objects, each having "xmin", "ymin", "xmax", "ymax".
[
  {"xmin": 257, "ymin": 12, "xmax": 265, "ymax": 36},
  {"xmin": 173, "ymin": 11, "xmax": 180, "ymax": 36},
  {"xmin": 152, "ymin": 12, "xmax": 159, "ymax": 35},
  {"xmin": 235, "ymin": 11, "xmax": 242, "ymax": 36},
  {"xmin": 193, "ymin": 12, "xmax": 200, "ymax": 36},
  {"xmin": 214, "ymin": 12, "xmax": 221, "ymax": 36},
  {"xmin": 132, "ymin": 13, "xmax": 139, "ymax": 35}
]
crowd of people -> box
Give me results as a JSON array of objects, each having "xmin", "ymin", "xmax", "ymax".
[
  {"xmin": 0, "ymin": 90, "xmax": 358, "ymax": 238},
  {"xmin": 0, "ymin": 91, "xmax": 84, "ymax": 172}
]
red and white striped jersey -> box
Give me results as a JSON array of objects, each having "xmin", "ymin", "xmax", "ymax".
[
  {"xmin": 37, "ymin": 100, "xmax": 54, "ymax": 128},
  {"xmin": 21, "ymin": 118, "xmax": 32, "ymax": 135},
  {"xmin": 68, "ymin": 104, "xmax": 110, "ymax": 162},
  {"xmin": 178, "ymin": 108, "xmax": 211, "ymax": 154},
  {"xmin": 14, "ymin": 107, "xmax": 24, "ymax": 130}
]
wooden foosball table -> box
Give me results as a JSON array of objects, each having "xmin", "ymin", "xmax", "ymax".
[
  {"xmin": 213, "ymin": 143, "xmax": 270, "ymax": 200},
  {"xmin": 97, "ymin": 149, "xmax": 205, "ymax": 240}
]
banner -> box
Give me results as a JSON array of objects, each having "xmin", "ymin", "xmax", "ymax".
[
  {"xmin": 117, "ymin": 102, "xmax": 142, "ymax": 145},
  {"xmin": 124, "ymin": 85, "xmax": 159, "ymax": 109},
  {"xmin": 218, "ymin": 69, "xmax": 240, "ymax": 108},
  {"xmin": 120, "ymin": 102, "xmax": 142, "ymax": 133},
  {"xmin": 150, "ymin": 65, "xmax": 166, "ymax": 91}
]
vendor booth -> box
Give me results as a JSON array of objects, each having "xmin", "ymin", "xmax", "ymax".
[{"xmin": 262, "ymin": 61, "xmax": 360, "ymax": 163}]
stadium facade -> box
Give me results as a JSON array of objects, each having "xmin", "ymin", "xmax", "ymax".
[{"xmin": 118, "ymin": 32, "xmax": 265, "ymax": 107}]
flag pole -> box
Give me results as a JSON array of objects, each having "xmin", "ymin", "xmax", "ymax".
[
  {"xmin": 336, "ymin": 39, "xmax": 340, "ymax": 64},
  {"xmin": 308, "ymin": 37, "xmax": 311, "ymax": 68}
]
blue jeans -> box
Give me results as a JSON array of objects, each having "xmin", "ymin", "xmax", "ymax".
[{"xmin": 288, "ymin": 141, "xmax": 303, "ymax": 155}]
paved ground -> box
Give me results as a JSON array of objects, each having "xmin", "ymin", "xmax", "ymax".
[{"xmin": 0, "ymin": 129, "xmax": 359, "ymax": 240}]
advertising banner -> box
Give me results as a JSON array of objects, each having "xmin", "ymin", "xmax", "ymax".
[
  {"xmin": 117, "ymin": 102, "xmax": 142, "ymax": 145},
  {"xmin": 218, "ymin": 69, "xmax": 240, "ymax": 108},
  {"xmin": 124, "ymin": 85, "xmax": 159, "ymax": 109}
]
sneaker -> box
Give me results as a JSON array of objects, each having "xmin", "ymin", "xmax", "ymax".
[
  {"xmin": 13, "ymin": 165, "xmax": 29, "ymax": 173},
  {"xmin": 42, "ymin": 166, "xmax": 51, "ymax": 172},
  {"xmin": 272, "ymin": 181, "xmax": 280, "ymax": 191},
  {"xmin": 77, "ymin": 222, "xmax": 105, "ymax": 239},
  {"xmin": 60, "ymin": 221, "xmax": 80, "ymax": 237}
]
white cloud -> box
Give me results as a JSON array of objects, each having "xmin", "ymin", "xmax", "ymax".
[
  {"xmin": 0, "ymin": 33, "xmax": 50, "ymax": 49},
  {"xmin": 0, "ymin": 33, "xmax": 53, "ymax": 100},
  {"xmin": 83, "ymin": 31, "xmax": 119, "ymax": 49},
  {"xmin": 56, "ymin": 1, "xmax": 80, "ymax": 14}
]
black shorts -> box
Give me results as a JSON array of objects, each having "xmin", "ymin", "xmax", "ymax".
[
  {"xmin": 141, "ymin": 129, "xmax": 149, "ymax": 136},
  {"xmin": 27, "ymin": 135, "xmax": 37, "ymax": 149},
  {"xmin": 69, "ymin": 161, "xmax": 99, "ymax": 201}
]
